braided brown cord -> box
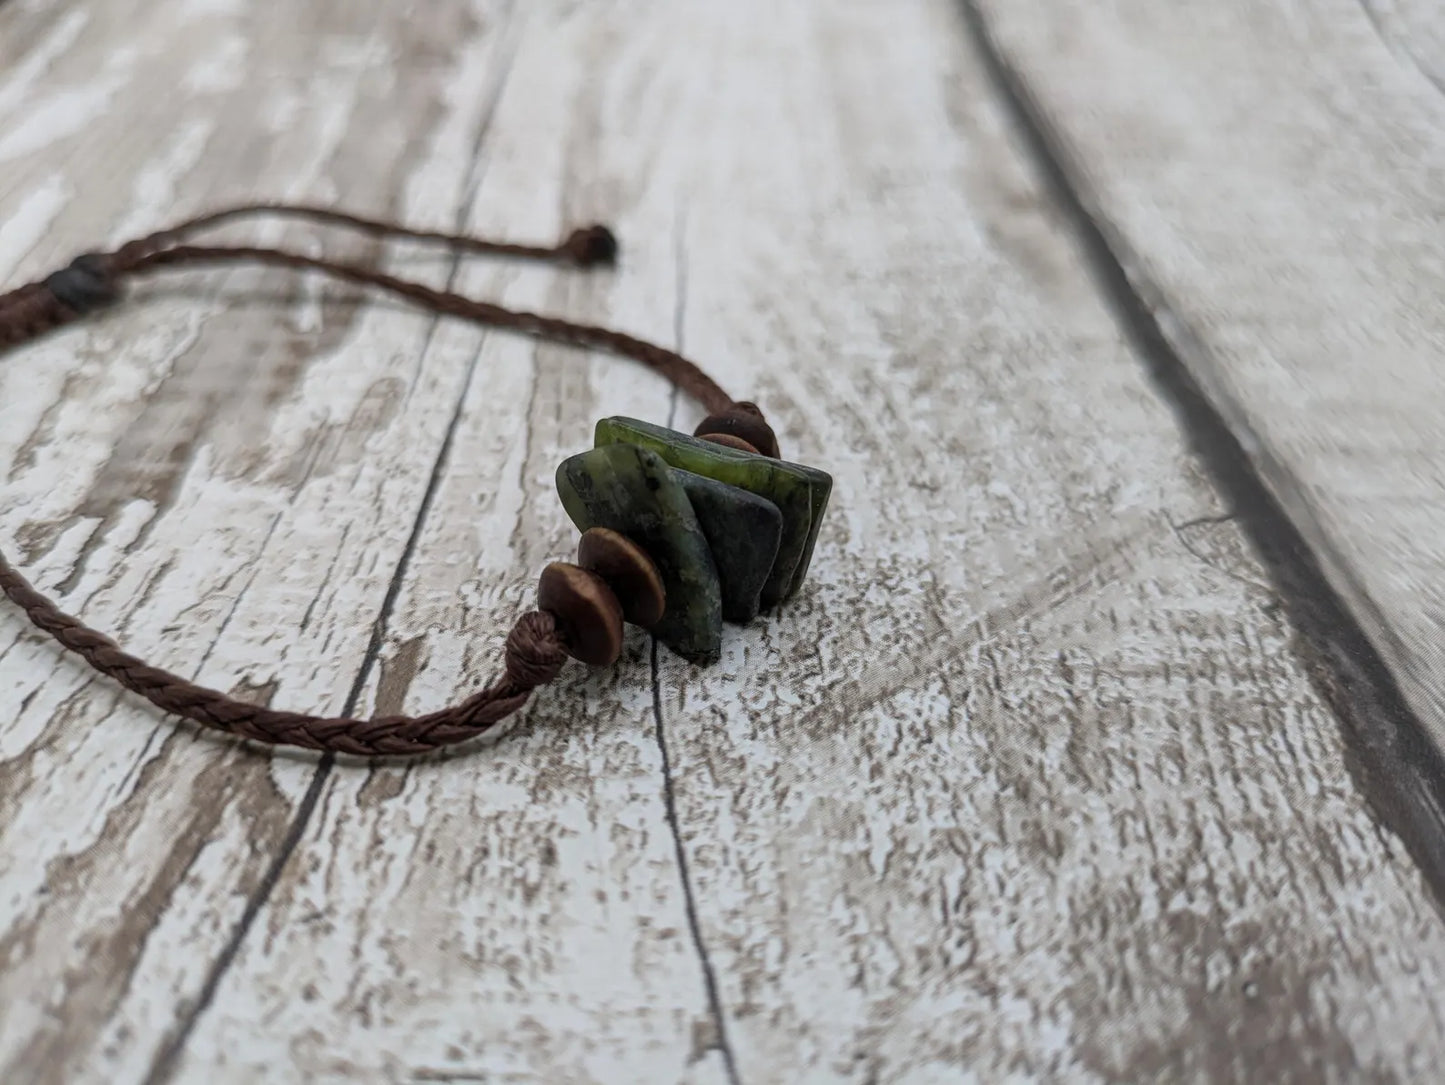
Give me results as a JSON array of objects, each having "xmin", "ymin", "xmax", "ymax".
[
  {"xmin": 0, "ymin": 557, "xmax": 566, "ymax": 754},
  {"xmin": 0, "ymin": 204, "xmax": 751, "ymax": 754},
  {"xmin": 0, "ymin": 283, "xmax": 84, "ymax": 347},
  {"xmin": 115, "ymin": 243, "xmax": 734, "ymax": 414}
]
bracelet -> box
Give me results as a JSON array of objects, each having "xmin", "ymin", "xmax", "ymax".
[{"xmin": 0, "ymin": 204, "xmax": 832, "ymax": 756}]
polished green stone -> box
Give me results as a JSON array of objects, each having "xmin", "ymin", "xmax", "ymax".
[
  {"xmin": 676, "ymin": 470, "xmax": 783, "ymax": 623},
  {"xmin": 594, "ymin": 417, "xmax": 833, "ymax": 606},
  {"xmin": 556, "ymin": 443, "xmax": 722, "ymax": 665}
]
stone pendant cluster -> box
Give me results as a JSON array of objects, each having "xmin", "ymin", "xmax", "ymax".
[{"xmin": 543, "ymin": 414, "xmax": 832, "ymax": 666}]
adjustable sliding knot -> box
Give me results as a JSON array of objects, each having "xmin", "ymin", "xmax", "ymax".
[
  {"xmin": 43, "ymin": 253, "xmax": 120, "ymax": 315},
  {"xmin": 504, "ymin": 610, "xmax": 569, "ymax": 688},
  {"xmin": 561, "ymin": 224, "xmax": 620, "ymax": 268}
]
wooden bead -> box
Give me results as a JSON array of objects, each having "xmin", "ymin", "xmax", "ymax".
[
  {"xmin": 537, "ymin": 562, "xmax": 624, "ymax": 666},
  {"xmin": 700, "ymin": 432, "xmax": 761, "ymax": 455},
  {"xmin": 694, "ymin": 406, "xmax": 780, "ymax": 459},
  {"xmin": 577, "ymin": 527, "xmax": 667, "ymax": 628}
]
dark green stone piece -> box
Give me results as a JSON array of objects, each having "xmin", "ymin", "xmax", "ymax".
[
  {"xmin": 595, "ymin": 417, "xmax": 833, "ymax": 605},
  {"xmin": 556, "ymin": 443, "xmax": 722, "ymax": 665},
  {"xmin": 676, "ymin": 470, "xmax": 783, "ymax": 624}
]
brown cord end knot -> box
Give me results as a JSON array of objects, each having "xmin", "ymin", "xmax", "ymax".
[
  {"xmin": 504, "ymin": 610, "xmax": 569, "ymax": 688},
  {"xmin": 563, "ymin": 225, "xmax": 619, "ymax": 268}
]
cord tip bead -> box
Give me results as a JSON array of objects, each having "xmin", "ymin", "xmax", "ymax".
[{"xmin": 566, "ymin": 225, "xmax": 620, "ymax": 268}]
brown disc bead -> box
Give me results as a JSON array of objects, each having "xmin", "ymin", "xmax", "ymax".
[
  {"xmin": 700, "ymin": 432, "xmax": 761, "ymax": 455},
  {"xmin": 694, "ymin": 404, "xmax": 780, "ymax": 459},
  {"xmin": 537, "ymin": 562, "xmax": 625, "ymax": 666},
  {"xmin": 576, "ymin": 527, "xmax": 667, "ymax": 628}
]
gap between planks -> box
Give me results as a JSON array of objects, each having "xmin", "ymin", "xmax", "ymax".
[{"xmin": 647, "ymin": 207, "xmax": 742, "ymax": 1085}]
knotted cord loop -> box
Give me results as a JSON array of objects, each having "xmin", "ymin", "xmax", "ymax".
[{"xmin": 504, "ymin": 611, "xmax": 571, "ymax": 689}]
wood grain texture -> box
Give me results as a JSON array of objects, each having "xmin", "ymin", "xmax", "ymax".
[
  {"xmin": 970, "ymin": 0, "xmax": 1445, "ymax": 772},
  {"xmin": 1, "ymin": 0, "xmax": 1444, "ymax": 1082}
]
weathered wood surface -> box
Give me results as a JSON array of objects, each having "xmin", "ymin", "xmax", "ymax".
[
  {"xmin": 971, "ymin": 0, "xmax": 1445, "ymax": 769},
  {"xmin": 2, "ymin": 1, "xmax": 1444, "ymax": 1082}
]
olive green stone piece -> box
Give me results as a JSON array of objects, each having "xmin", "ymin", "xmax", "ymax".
[
  {"xmin": 676, "ymin": 470, "xmax": 783, "ymax": 624},
  {"xmin": 556, "ymin": 442, "xmax": 723, "ymax": 665},
  {"xmin": 594, "ymin": 417, "xmax": 832, "ymax": 606}
]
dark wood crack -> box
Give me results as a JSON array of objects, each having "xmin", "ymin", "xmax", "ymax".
[{"xmin": 646, "ymin": 207, "xmax": 744, "ymax": 1085}]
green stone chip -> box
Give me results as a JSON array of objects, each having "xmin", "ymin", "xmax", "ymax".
[
  {"xmin": 676, "ymin": 470, "xmax": 783, "ymax": 624},
  {"xmin": 594, "ymin": 417, "xmax": 832, "ymax": 606},
  {"xmin": 556, "ymin": 443, "xmax": 722, "ymax": 665}
]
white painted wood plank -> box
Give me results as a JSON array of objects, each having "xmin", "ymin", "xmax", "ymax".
[
  {"xmin": 150, "ymin": 1, "xmax": 1445, "ymax": 1083},
  {"xmin": 649, "ymin": 4, "xmax": 1445, "ymax": 1080},
  {"xmin": 969, "ymin": 0, "xmax": 1445, "ymax": 801},
  {"xmin": 0, "ymin": 2, "xmax": 585, "ymax": 1082}
]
